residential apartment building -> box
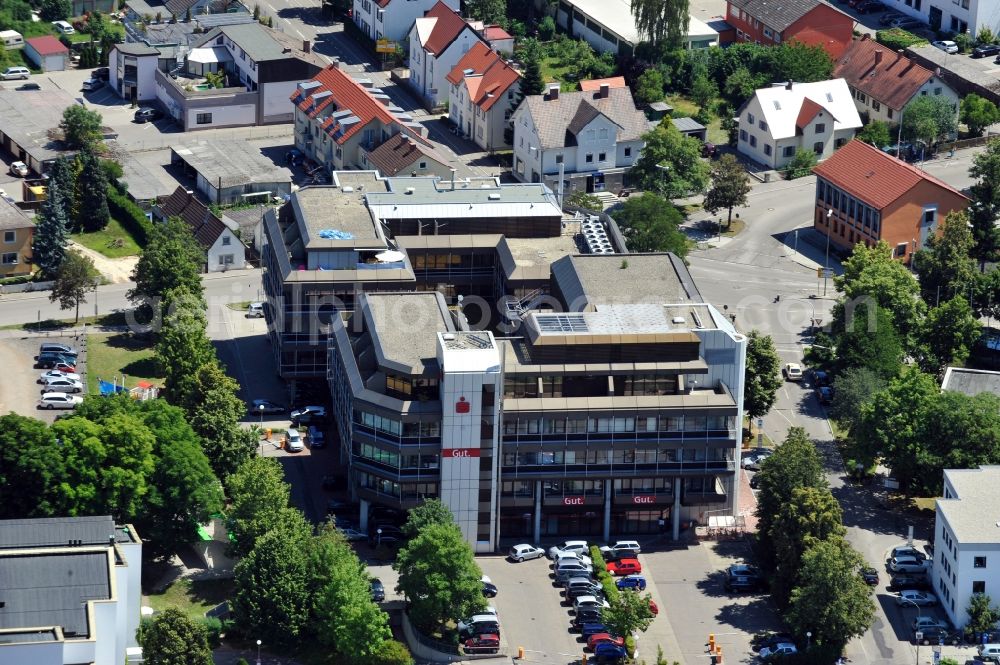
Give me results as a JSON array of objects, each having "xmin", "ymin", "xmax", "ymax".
[
  {"xmin": 154, "ymin": 186, "xmax": 248, "ymax": 271},
  {"xmin": 327, "ymin": 253, "xmax": 746, "ymax": 551},
  {"xmin": 108, "ymin": 42, "xmax": 161, "ymax": 103},
  {"xmin": 362, "ymin": 132, "xmax": 454, "ymax": 177},
  {"xmin": 811, "ymin": 139, "xmax": 969, "ymax": 260},
  {"xmin": 407, "ymin": 0, "xmax": 482, "ymax": 109},
  {"xmin": 352, "ymin": 0, "xmax": 457, "ymax": 43},
  {"xmin": 260, "ymin": 172, "xmax": 564, "ymax": 382},
  {"xmin": 555, "ymin": 0, "xmax": 719, "ymax": 54},
  {"xmin": 0, "ymin": 199, "xmax": 33, "ymax": 278},
  {"xmin": 291, "ymin": 63, "xmax": 432, "ymax": 175},
  {"xmin": 737, "ymin": 79, "xmax": 862, "ymax": 170},
  {"xmin": 0, "ymin": 516, "xmax": 142, "ymax": 665},
  {"xmin": 511, "ymin": 83, "xmax": 647, "ymax": 194},
  {"xmin": 446, "ymin": 41, "xmax": 521, "ymax": 151},
  {"xmin": 834, "ymin": 36, "xmax": 959, "ymax": 124},
  {"xmin": 726, "ymin": 0, "xmax": 854, "ymax": 59},
  {"xmin": 933, "ymin": 466, "xmax": 1000, "ymax": 628},
  {"xmin": 878, "ymin": 0, "xmax": 991, "ymax": 35}
]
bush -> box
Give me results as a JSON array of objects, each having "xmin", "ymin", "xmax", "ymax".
[
  {"xmin": 590, "ymin": 545, "xmax": 607, "ymax": 575},
  {"xmin": 784, "ymin": 148, "xmax": 818, "ymax": 180},
  {"xmin": 199, "ymin": 616, "xmax": 223, "ymax": 648},
  {"xmin": 537, "ymin": 15, "xmax": 555, "ymax": 40},
  {"xmin": 875, "ymin": 28, "xmax": 928, "ymax": 50},
  {"xmin": 106, "ymin": 188, "xmax": 152, "ymax": 246},
  {"xmin": 624, "ymin": 634, "xmax": 636, "ymax": 657},
  {"xmin": 955, "ymin": 32, "xmax": 974, "ymax": 53}
]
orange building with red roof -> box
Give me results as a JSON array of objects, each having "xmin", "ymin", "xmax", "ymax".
[
  {"xmin": 446, "ymin": 41, "xmax": 521, "ymax": 150},
  {"xmin": 812, "ymin": 140, "xmax": 969, "ymax": 261},
  {"xmin": 408, "ymin": 0, "xmax": 484, "ymax": 109}
]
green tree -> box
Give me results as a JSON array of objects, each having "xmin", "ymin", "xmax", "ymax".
[
  {"xmin": 233, "ymin": 518, "xmax": 313, "ymax": 646},
  {"xmin": 704, "ymin": 153, "xmax": 751, "ymax": 226},
  {"xmin": 967, "ymin": 593, "xmax": 1000, "ymax": 635},
  {"xmin": 60, "ymin": 105, "xmax": 104, "ymax": 151},
  {"xmin": 855, "ymin": 120, "xmax": 892, "ymax": 149},
  {"xmin": 969, "ymin": 138, "xmax": 1000, "ymax": 264},
  {"xmin": 961, "ymin": 93, "xmax": 1000, "ymax": 137},
  {"xmin": 754, "ymin": 427, "xmax": 825, "ymax": 570},
  {"xmin": 537, "ymin": 15, "xmax": 556, "ymax": 40},
  {"xmin": 828, "ymin": 367, "xmax": 886, "ymax": 436},
  {"xmin": 914, "ymin": 210, "xmax": 978, "ymax": 307},
  {"xmin": 226, "ymin": 457, "xmax": 293, "ymax": 558},
  {"xmin": 185, "ymin": 362, "xmax": 258, "ymax": 480},
  {"xmin": 784, "ymin": 148, "xmax": 818, "ymax": 179},
  {"xmin": 39, "ymin": 0, "xmax": 70, "ymax": 20},
  {"xmin": 603, "ymin": 586, "xmax": 655, "ymax": 638},
  {"xmin": 401, "ymin": 498, "xmax": 454, "ymax": 538},
  {"xmin": 49, "ymin": 250, "xmax": 100, "ymax": 323},
  {"xmin": 140, "ymin": 607, "xmax": 213, "ymax": 665},
  {"xmin": 369, "ymin": 641, "xmax": 415, "ymax": 665},
  {"xmin": 613, "ymin": 193, "xmax": 688, "ymax": 255},
  {"xmin": 770, "ymin": 41, "xmax": 834, "ymax": 83},
  {"xmin": 0, "ymin": 414, "xmax": 66, "ymax": 518},
  {"xmin": 723, "ymin": 66, "xmax": 759, "ymax": 105},
  {"xmin": 633, "ymin": 69, "xmax": 665, "ymax": 105},
  {"xmin": 155, "ymin": 289, "xmax": 216, "ymax": 406},
  {"xmin": 834, "ymin": 301, "xmax": 903, "ymax": 379},
  {"xmin": 565, "ymin": 190, "xmax": 603, "ymax": 211},
  {"xmin": 394, "ymin": 522, "xmax": 485, "ymax": 632},
  {"xmin": 916, "ymin": 296, "xmax": 981, "ymax": 375},
  {"xmin": 632, "ymin": 119, "xmax": 710, "ymax": 198},
  {"xmin": 128, "ymin": 216, "xmax": 205, "ymax": 306},
  {"xmin": 786, "ymin": 537, "xmax": 876, "ymax": 650},
  {"xmin": 519, "ymin": 39, "xmax": 545, "ymax": 96},
  {"xmin": 32, "ymin": 179, "xmax": 72, "ymax": 278},
  {"xmin": 901, "ymin": 94, "xmax": 958, "ymax": 147},
  {"xmin": 743, "ymin": 330, "xmax": 782, "ymax": 420},
  {"xmin": 769, "ymin": 486, "xmax": 845, "ymax": 606},
  {"xmin": 464, "ymin": 0, "xmax": 505, "ymax": 24},
  {"xmin": 690, "ymin": 73, "xmax": 717, "ymax": 111},
  {"xmin": 631, "ymin": 0, "xmax": 689, "ymax": 50}
]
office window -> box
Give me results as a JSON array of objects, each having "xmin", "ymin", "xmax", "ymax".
[
  {"xmin": 815, "ymin": 123, "xmax": 826, "ymax": 133},
  {"xmin": 1, "ymin": 252, "xmax": 17, "ymax": 264},
  {"xmin": 974, "ymin": 581, "xmax": 987, "ymax": 594},
  {"xmin": 585, "ymin": 153, "xmax": 593, "ymax": 163},
  {"xmin": 196, "ymin": 113, "xmax": 213, "ymax": 125},
  {"xmin": 764, "ymin": 144, "xmax": 772, "ymax": 156},
  {"xmin": 976, "ymin": 556, "xmax": 987, "ymax": 568},
  {"xmin": 598, "ymin": 152, "xmax": 606, "ymax": 161},
  {"xmin": 3, "ymin": 231, "xmax": 14, "ymax": 243}
]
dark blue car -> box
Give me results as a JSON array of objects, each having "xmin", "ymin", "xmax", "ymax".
[
  {"xmin": 580, "ymin": 623, "xmax": 608, "ymax": 638},
  {"xmin": 616, "ymin": 575, "xmax": 646, "ymax": 591},
  {"xmin": 594, "ymin": 642, "xmax": 627, "ymax": 661}
]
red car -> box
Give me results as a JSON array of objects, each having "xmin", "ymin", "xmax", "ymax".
[
  {"xmin": 587, "ymin": 633, "xmax": 625, "ymax": 650},
  {"xmin": 463, "ymin": 634, "xmax": 499, "ymax": 654},
  {"xmin": 606, "ymin": 558, "xmax": 642, "ymax": 576}
]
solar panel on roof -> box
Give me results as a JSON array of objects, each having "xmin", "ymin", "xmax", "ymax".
[{"xmin": 536, "ymin": 314, "xmax": 589, "ymax": 333}]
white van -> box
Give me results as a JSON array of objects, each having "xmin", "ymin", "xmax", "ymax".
[
  {"xmin": 0, "ymin": 30, "xmax": 23, "ymax": 49},
  {"xmin": 979, "ymin": 644, "xmax": 1000, "ymax": 663},
  {"xmin": 52, "ymin": 20, "xmax": 74, "ymax": 34}
]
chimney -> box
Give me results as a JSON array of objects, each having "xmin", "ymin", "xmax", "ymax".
[
  {"xmin": 303, "ymin": 39, "xmax": 311, "ymax": 53},
  {"xmin": 785, "ymin": 80, "xmax": 793, "ymax": 90},
  {"xmin": 331, "ymin": 57, "xmax": 340, "ymax": 70},
  {"xmin": 875, "ymin": 49, "xmax": 882, "ymax": 65},
  {"xmin": 547, "ymin": 83, "xmax": 559, "ymax": 100},
  {"xmin": 599, "ymin": 83, "xmax": 609, "ymax": 98}
]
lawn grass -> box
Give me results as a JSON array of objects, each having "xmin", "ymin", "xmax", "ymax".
[
  {"xmin": 226, "ymin": 301, "xmax": 251, "ymax": 311},
  {"xmin": 70, "ymin": 217, "xmax": 142, "ymax": 258},
  {"xmin": 910, "ymin": 497, "xmax": 937, "ymax": 514},
  {"xmin": 146, "ymin": 578, "xmax": 234, "ymax": 621},
  {"xmin": 665, "ymin": 93, "xmax": 700, "ymax": 117},
  {"xmin": 706, "ymin": 117, "xmax": 729, "ymax": 145},
  {"xmin": 540, "ymin": 55, "xmax": 573, "ymax": 87},
  {"xmin": 85, "ymin": 331, "xmax": 160, "ymax": 394}
]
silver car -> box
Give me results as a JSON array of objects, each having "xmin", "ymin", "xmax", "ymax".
[{"xmin": 509, "ymin": 544, "xmax": 545, "ymax": 562}]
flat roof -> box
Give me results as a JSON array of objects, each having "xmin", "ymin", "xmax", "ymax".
[
  {"xmin": 551, "ymin": 254, "xmax": 697, "ymax": 310},
  {"xmin": 292, "ymin": 177, "xmax": 388, "ymax": 250},
  {"xmin": 939, "ymin": 466, "xmax": 1000, "ymax": 544},
  {"xmin": 501, "ymin": 220, "xmax": 582, "ymax": 280},
  {"xmin": 120, "ymin": 153, "xmax": 178, "ymax": 202},
  {"xmin": 438, "ymin": 331, "xmax": 501, "ymax": 373},
  {"xmin": 941, "ymin": 367, "xmax": 1000, "ymax": 398},
  {"xmin": 560, "ymin": 0, "xmax": 716, "ymax": 45},
  {"xmin": 363, "ymin": 292, "xmax": 454, "ymax": 375},
  {"xmin": 0, "ymin": 628, "xmax": 59, "ymax": 644},
  {"xmin": 366, "ymin": 176, "xmax": 561, "ymax": 220},
  {"xmin": 0, "ymin": 89, "xmax": 79, "ymax": 165},
  {"xmin": 0, "ymin": 550, "xmax": 111, "ymax": 638},
  {"xmin": 523, "ymin": 303, "xmax": 715, "ymax": 346},
  {"xmin": 0, "ymin": 516, "xmax": 134, "ymax": 549},
  {"xmin": 171, "ymin": 140, "xmax": 290, "ymax": 189}
]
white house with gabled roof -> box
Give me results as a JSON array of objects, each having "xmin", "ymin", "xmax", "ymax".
[{"xmin": 737, "ymin": 78, "xmax": 862, "ymax": 170}]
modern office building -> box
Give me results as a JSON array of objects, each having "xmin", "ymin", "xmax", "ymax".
[
  {"xmin": 327, "ymin": 254, "xmax": 746, "ymax": 552},
  {"xmin": 0, "ymin": 516, "xmax": 142, "ymax": 665}
]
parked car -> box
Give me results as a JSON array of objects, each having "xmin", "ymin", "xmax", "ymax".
[
  {"xmin": 879, "ymin": 11, "xmax": 907, "ymax": 24},
  {"xmin": 458, "ymin": 615, "xmax": 499, "ymax": 637},
  {"xmin": 370, "ymin": 578, "xmax": 385, "ymax": 602},
  {"xmin": 748, "ymin": 473, "xmax": 761, "ymax": 489},
  {"xmin": 566, "ymin": 585, "xmax": 605, "ymax": 602},
  {"xmin": 573, "ymin": 595, "xmax": 610, "ymax": 613},
  {"xmin": 249, "ymin": 398, "xmax": 285, "ymax": 415},
  {"xmin": 593, "ymin": 642, "xmax": 627, "ymax": 661},
  {"xmin": 463, "ymin": 634, "xmax": 500, "ymax": 654},
  {"xmin": 576, "ymin": 619, "xmax": 607, "ymax": 634},
  {"xmin": 912, "ymin": 616, "xmax": 948, "ymax": 631},
  {"xmin": 616, "ymin": 575, "xmax": 647, "ymax": 591},
  {"xmin": 600, "ymin": 540, "xmax": 641, "ymax": 556},
  {"xmin": 133, "ymin": 107, "xmax": 163, "ymax": 123},
  {"xmin": 860, "ymin": 567, "xmax": 879, "ymax": 585},
  {"xmin": 41, "ymin": 377, "xmax": 83, "ymax": 393},
  {"xmin": 553, "ymin": 550, "xmax": 593, "ymax": 567},
  {"xmin": 35, "ymin": 352, "xmax": 76, "ymax": 364},
  {"xmin": 817, "ymin": 386, "xmax": 834, "ymax": 404},
  {"xmin": 548, "ymin": 540, "xmax": 589, "ymax": 559},
  {"xmin": 932, "ymin": 40, "xmax": 959, "ymax": 54},
  {"xmin": 81, "ymin": 78, "xmax": 102, "ymax": 91},
  {"xmin": 973, "ymin": 43, "xmax": 1000, "ymax": 58},
  {"xmin": 1, "ymin": 67, "xmax": 30, "ymax": 81},
  {"xmin": 759, "ymin": 643, "xmax": 798, "ymax": 658},
  {"xmin": 290, "ymin": 404, "xmax": 326, "ymax": 424},
  {"xmin": 37, "ymin": 370, "xmax": 81, "ymax": 384},
  {"xmin": 752, "ymin": 633, "xmax": 796, "ymax": 653},
  {"xmin": 564, "ymin": 577, "xmax": 603, "ymax": 596},
  {"xmin": 509, "ymin": 544, "xmax": 545, "ymax": 562},
  {"xmin": 307, "ymin": 425, "xmax": 325, "ymax": 448},
  {"xmin": 49, "ymin": 361, "xmax": 77, "ymax": 373},
  {"xmin": 9, "ymin": 160, "xmax": 28, "ymax": 176},
  {"xmin": 338, "ymin": 527, "xmax": 367, "ymax": 542},
  {"xmin": 741, "ymin": 448, "xmax": 773, "ymax": 469},
  {"xmin": 93, "ymin": 66, "xmax": 109, "ymax": 80},
  {"xmin": 482, "ymin": 580, "xmax": 498, "ymax": 598},
  {"xmin": 573, "ymin": 608, "xmax": 605, "ymax": 626},
  {"xmin": 888, "ymin": 574, "xmax": 931, "ymax": 591},
  {"xmin": 891, "ymin": 16, "xmax": 924, "ymax": 29},
  {"xmin": 916, "ymin": 626, "xmax": 962, "ymax": 645},
  {"xmin": 51, "ymin": 20, "xmax": 74, "ymax": 33},
  {"xmin": 855, "ymin": 0, "xmax": 886, "ymax": 13},
  {"xmin": 725, "ymin": 564, "xmax": 765, "ymax": 593},
  {"xmin": 812, "ymin": 369, "xmax": 830, "ymax": 386},
  {"xmin": 890, "ymin": 556, "xmax": 931, "ymax": 574},
  {"xmin": 38, "ymin": 392, "xmax": 83, "ymax": 409},
  {"xmin": 247, "ymin": 301, "xmax": 265, "ymax": 318},
  {"xmin": 605, "ymin": 559, "xmax": 641, "ymax": 576},
  {"xmin": 285, "ymin": 428, "xmax": 303, "ymax": 452},
  {"xmin": 782, "ymin": 363, "xmax": 803, "ymax": 380},
  {"xmin": 587, "ymin": 633, "xmax": 624, "ymax": 650},
  {"xmin": 890, "ymin": 545, "xmax": 927, "ymax": 560},
  {"xmin": 39, "ymin": 343, "xmax": 77, "ymax": 357},
  {"xmin": 34, "ymin": 355, "xmax": 75, "ymax": 370},
  {"xmin": 897, "ymin": 590, "xmax": 938, "ymax": 606}
]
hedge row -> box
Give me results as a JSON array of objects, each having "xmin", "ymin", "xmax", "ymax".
[
  {"xmin": 875, "ymin": 28, "xmax": 928, "ymax": 51},
  {"xmin": 107, "ymin": 188, "xmax": 153, "ymax": 247}
]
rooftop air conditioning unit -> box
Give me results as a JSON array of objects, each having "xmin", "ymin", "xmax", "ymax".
[
  {"xmin": 405, "ymin": 187, "xmax": 415, "ymax": 194},
  {"xmin": 488, "ymin": 193, "xmax": 501, "ymax": 200},
  {"xmin": 342, "ymin": 186, "xmax": 354, "ymax": 193}
]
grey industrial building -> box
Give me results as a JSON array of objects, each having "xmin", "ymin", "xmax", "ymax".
[{"xmin": 170, "ymin": 139, "xmax": 292, "ymax": 204}]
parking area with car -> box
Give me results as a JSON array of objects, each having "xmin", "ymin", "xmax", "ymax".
[{"xmin": 0, "ymin": 335, "xmax": 85, "ymax": 423}]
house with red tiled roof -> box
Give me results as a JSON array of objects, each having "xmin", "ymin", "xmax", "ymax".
[
  {"xmin": 23, "ymin": 35, "xmax": 68, "ymax": 72},
  {"xmin": 352, "ymin": 0, "xmax": 456, "ymax": 43},
  {"xmin": 446, "ymin": 41, "xmax": 521, "ymax": 151},
  {"xmin": 578, "ymin": 77, "xmax": 626, "ymax": 92},
  {"xmin": 290, "ymin": 62, "xmax": 432, "ymax": 174},
  {"xmin": 812, "ymin": 140, "xmax": 969, "ymax": 261},
  {"xmin": 408, "ymin": 1, "xmax": 483, "ymax": 109},
  {"xmin": 726, "ymin": 0, "xmax": 853, "ymax": 59},
  {"xmin": 154, "ymin": 186, "xmax": 247, "ymax": 272},
  {"xmin": 833, "ymin": 35, "xmax": 959, "ymax": 125}
]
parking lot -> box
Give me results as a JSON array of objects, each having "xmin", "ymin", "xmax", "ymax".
[{"xmin": 0, "ymin": 332, "xmax": 86, "ymax": 423}]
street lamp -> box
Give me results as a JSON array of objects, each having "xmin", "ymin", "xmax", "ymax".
[
  {"xmin": 256, "ymin": 639, "xmax": 262, "ymax": 665},
  {"xmin": 806, "ymin": 631, "xmax": 812, "ymax": 650},
  {"xmin": 899, "ymin": 596, "xmax": 922, "ymax": 665},
  {"xmin": 823, "ymin": 209, "xmax": 833, "ymax": 296},
  {"xmin": 377, "ymin": 527, "xmax": 382, "ymax": 547},
  {"xmin": 258, "ymin": 404, "xmax": 265, "ymax": 456}
]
